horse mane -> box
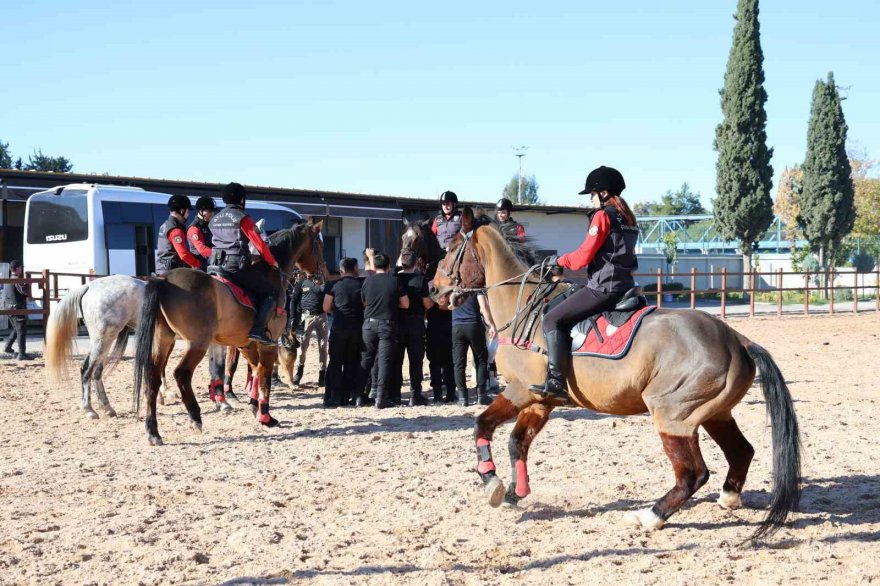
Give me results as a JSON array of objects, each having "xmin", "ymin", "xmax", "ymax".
[
  {"xmin": 471, "ymin": 212, "xmax": 538, "ymax": 267},
  {"xmin": 268, "ymin": 223, "xmax": 310, "ymax": 269}
]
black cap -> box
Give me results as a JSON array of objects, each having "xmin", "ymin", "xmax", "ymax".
[
  {"xmin": 195, "ymin": 196, "xmax": 218, "ymax": 212},
  {"xmin": 439, "ymin": 191, "xmax": 458, "ymax": 204},
  {"xmin": 221, "ymin": 182, "xmax": 247, "ymax": 205},
  {"xmin": 579, "ymin": 166, "xmax": 626, "ymax": 196},
  {"xmin": 496, "ymin": 198, "xmax": 513, "ymax": 212},
  {"xmin": 167, "ymin": 195, "xmax": 192, "ymax": 212}
]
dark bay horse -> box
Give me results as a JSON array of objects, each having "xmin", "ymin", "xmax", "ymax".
[
  {"xmin": 133, "ymin": 223, "xmax": 323, "ymax": 446},
  {"xmin": 400, "ymin": 218, "xmax": 444, "ymax": 280},
  {"xmin": 430, "ymin": 215, "xmax": 801, "ymax": 542}
]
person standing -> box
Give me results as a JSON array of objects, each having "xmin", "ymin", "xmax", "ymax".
[
  {"xmin": 208, "ymin": 182, "xmax": 281, "ymax": 345},
  {"xmin": 2, "ymin": 260, "xmax": 33, "ymax": 361},
  {"xmin": 359, "ymin": 250, "xmax": 408, "ymax": 409},
  {"xmin": 187, "ymin": 196, "xmax": 218, "ymax": 270},
  {"xmin": 391, "ymin": 249, "xmax": 434, "ymax": 406},
  {"xmin": 291, "ymin": 273, "xmax": 328, "ymax": 387},
  {"xmin": 156, "ymin": 195, "xmax": 202, "ymax": 276},
  {"xmin": 323, "ymin": 258, "xmax": 365, "ymax": 407},
  {"xmin": 451, "ymin": 293, "xmax": 498, "ymax": 406}
]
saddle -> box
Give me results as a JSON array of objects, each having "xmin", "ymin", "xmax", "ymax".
[{"xmin": 209, "ymin": 271, "xmax": 288, "ymax": 342}]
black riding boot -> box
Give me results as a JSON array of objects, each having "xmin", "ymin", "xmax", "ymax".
[
  {"xmin": 409, "ymin": 388, "xmax": 428, "ymax": 406},
  {"xmin": 293, "ymin": 364, "xmax": 304, "ymax": 385},
  {"xmin": 529, "ymin": 330, "xmax": 570, "ymax": 399},
  {"xmin": 476, "ymin": 385, "xmax": 492, "ymax": 406},
  {"xmin": 248, "ymin": 298, "xmax": 277, "ymax": 345}
]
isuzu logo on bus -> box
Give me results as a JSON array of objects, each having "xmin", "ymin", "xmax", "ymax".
[{"xmin": 46, "ymin": 234, "xmax": 68, "ymax": 242}]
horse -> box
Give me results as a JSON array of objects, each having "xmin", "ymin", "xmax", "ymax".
[
  {"xmin": 400, "ymin": 218, "xmax": 444, "ymax": 281},
  {"xmin": 132, "ymin": 222, "xmax": 323, "ymax": 446},
  {"xmin": 429, "ymin": 213, "xmax": 801, "ymax": 542}
]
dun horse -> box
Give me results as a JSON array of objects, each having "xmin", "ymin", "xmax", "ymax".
[
  {"xmin": 430, "ymin": 214, "xmax": 800, "ymax": 541},
  {"xmin": 132, "ymin": 222, "xmax": 322, "ymax": 445}
]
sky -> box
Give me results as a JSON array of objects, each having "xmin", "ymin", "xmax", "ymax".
[{"xmin": 2, "ymin": 0, "xmax": 878, "ymax": 209}]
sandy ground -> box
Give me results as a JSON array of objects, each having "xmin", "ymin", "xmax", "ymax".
[{"xmin": 1, "ymin": 313, "xmax": 879, "ymax": 585}]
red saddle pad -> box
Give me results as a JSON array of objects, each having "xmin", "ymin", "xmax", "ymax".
[
  {"xmin": 211, "ymin": 274, "xmax": 254, "ymax": 310},
  {"xmin": 572, "ymin": 306, "xmax": 655, "ymax": 359}
]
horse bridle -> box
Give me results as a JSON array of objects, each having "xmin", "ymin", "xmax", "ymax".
[{"xmin": 437, "ymin": 230, "xmax": 483, "ymax": 289}]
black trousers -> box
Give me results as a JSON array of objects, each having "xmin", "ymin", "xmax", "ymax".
[
  {"xmin": 452, "ymin": 321, "xmax": 488, "ymax": 392},
  {"xmin": 542, "ymin": 286, "xmax": 619, "ymax": 332},
  {"xmin": 426, "ymin": 308, "xmax": 455, "ymax": 394},
  {"xmin": 3, "ymin": 315, "xmax": 26, "ymax": 355},
  {"xmin": 222, "ymin": 262, "xmax": 278, "ymax": 304},
  {"xmin": 389, "ymin": 315, "xmax": 426, "ymax": 399},
  {"xmin": 325, "ymin": 326, "xmax": 363, "ymax": 406},
  {"xmin": 360, "ymin": 319, "xmax": 398, "ymax": 399}
]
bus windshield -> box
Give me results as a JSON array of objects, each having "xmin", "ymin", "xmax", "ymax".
[{"xmin": 26, "ymin": 190, "xmax": 89, "ymax": 244}]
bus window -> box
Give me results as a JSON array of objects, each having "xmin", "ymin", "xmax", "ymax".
[{"xmin": 26, "ymin": 190, "xmax": 89, "ymax": 244}]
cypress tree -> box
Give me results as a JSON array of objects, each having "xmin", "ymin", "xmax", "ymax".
[
  {"xmin": 713, "ymin": 0, "xmax": 774, "ymax": 286},
  {"xmin": 799, "ymin": 72, "xmax": 855, "ymax": 270}
]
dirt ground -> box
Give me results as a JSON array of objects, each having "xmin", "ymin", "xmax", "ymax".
[{"xmin": 1, "ymin": 312, "xmax": 879, "ymax": 585}]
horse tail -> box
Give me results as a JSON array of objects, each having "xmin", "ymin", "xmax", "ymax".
[
  {"xmin": 45, "ymin": 282, "xmax": 90, "ymax": 384},
  {"xmin": 746, "ymin": 342, "xmax": 802, "ymax": 542},
  {"xmin": 133, "ymin": 279, "xmax": 163, "ymax": 414}
]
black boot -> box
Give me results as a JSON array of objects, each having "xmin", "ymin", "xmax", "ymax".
[
  {"xmin": 293, "ymin": 364, "xmax": 304, "ymax": 385},
  {"xmin": 529, "ymin": 330, "xmax": 570, "ymax": 399},
  {"xmin": 374, "ymin": 388, "xmax": 388, "ymax": 410},
  {"xmin": 444, "ymin": 385, "xmax": 456, "ymax": 404},
  {"xmin": 247, "ymin": 298, "xmax": 277, "ymax": 345},
  {"xmin": 456, "ymin": 387, "xmax": 469, "ymax": 407},
  {"xmin": 271, "ymin": 368, "xmax": 288, "ymax": 389},
  {"xmin": 318, "ymin": 368, "xmax": 326, "ymax": 387},
  {"xmin": 409, "ymin": 388, "xmax": 428, "ymax": 406},
  {"xmin": 432, "ymin": 388, "xmax": 443, "ymax": 403},
  {"xmin": 476, "ymin": 385, "xmax": 492, "ymax": 406}
]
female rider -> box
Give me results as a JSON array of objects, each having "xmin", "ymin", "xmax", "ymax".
[{"xmin": 531, "ymin": 166, "xmax": 639, "ymax": 399}]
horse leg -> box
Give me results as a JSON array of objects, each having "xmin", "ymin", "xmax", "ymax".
[
  {"xmin": 146, "ymin": 333, "xmax": 175, "ymax": 446},
  {"xmin": 93, "ymin": 364, "xmax": 117, "ymax": 417},
  {"xmin": 624, "ymin": 428, "xmax": 710, "ymax": 530},
  {"xmin": 474, "ymin": 380, "xmax": 535, "ymax": 507},
  {"xmin": 208, "ymin": 344, "xmax": 232, "ymax": 413},
  {"xmin": 173, "ymin": 343, "xmax": 208, "ymax": 432},
  {"xmin": 224, "ymin": 346, "xmax": 241, "ymax": 402},
  {"xmin": 703, "ymin": 414, "xmax": 755, "ymax": 510},
  {"xmin": 504, "ymin": 402, "xmax": 555, "ymax": 507},
  {"xmin": 255, "ymin": 348, "xmax": 279, "ymax": 427},
  {"xmin": 79, "ymin": 355, "xmax": 99, "ymax": 420}
]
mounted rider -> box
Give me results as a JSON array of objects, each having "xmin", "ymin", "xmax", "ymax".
[
  {"xmin": 156, "ymin": 195, "xmax": 202, "ymax": 276},
  {"xmin": 532, "ymin": 166, "xmax": 639, "ymax": 399},
  {"xmin": 495, "ymin": 198, "xmax": 525, "ymax": 241},
  {"xmin": 187, "ymin": 196, "xmax": 217, "ymax": 270},
  {"xmin": 431, "ymin": 190, "xmax": 462, "ymax": 251},
  {"xmin": 208, "ymin": 182, "xmax": 281, "ymax": 345}
]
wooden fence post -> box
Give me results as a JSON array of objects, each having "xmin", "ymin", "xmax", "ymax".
[
  {"xmin": 41, "ymin": 269, "xmax": 51, "ymax": 339},
  {"xmin": 829, "ymin": 269, "xmax": 835, "ymax": 315},
  {"xmin": 776, "ymin": 268, "xmax": 783, "ymax": 317},
  {"xmin": 720, "ymin": 268, "xmax": 727, "ymax": 319},
  {"xmin": 656, "ymin": 267, "xmax": 663, "ymax": 308},
  {"xmin": 854, "ymin": 271, "xmax": 859, "ymax": 314},
  {"xmin": 876, "ymin": 267, "xmax": 880, "ymax": 312},
  {"xmin": 749, "ymin": 269, "xmax": 756, "ymax": 317},
  {"xmin": 690, "ymin": 267, "xmax": 696, "ymax": 310},
  {"xmin": 804, "ymin": 271, "xmax": 810, "ymax": 315}
]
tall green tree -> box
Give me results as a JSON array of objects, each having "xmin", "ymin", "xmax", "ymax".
[
  {"xmin": 799, "ymin": 72, "xmax": 855, "ymax": 269},
  {"xmin": 632, "ymin": 183, "xmax": 706, "ymax": 216},
  {"xmin": 501, "ymin": 174, "xmax": 542, "ymax": 205},
  {"xmin": 24, "ymin": 148, "xmax": 73, "ymax": 173},
  {"xmin": 713, "ymin": 0, "xmax": 774, "ymax": 285},
  {"xmin": 0, "ymin": 140, "xmax": 12, "ymax": 168}
]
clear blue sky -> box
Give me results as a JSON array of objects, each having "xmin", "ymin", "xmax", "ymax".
[{"xmin": 3, "ymin": 0, "xmax": 878, "ymax": 208}]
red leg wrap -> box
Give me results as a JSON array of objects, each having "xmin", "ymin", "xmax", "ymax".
[
  {"xmin": 257, "ymin": 400, "xmax": 271, "ymax": 424},
  {"xmin": 210, "ymin": 379, "xmax": 225, "ymax": 403},
  {"xmin": 248, "ymin": 376, "xmax": 259, "ymax": 401},
  {"xmin": 476, "ymin": 438, "xmax": 496, "ymax": 474},
  {"xmin": 514, "ymin": 460, "xmax": 531, "ymax": 497}
]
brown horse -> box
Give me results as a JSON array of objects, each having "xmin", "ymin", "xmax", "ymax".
[
  {"xmin": 400, "ymin": 218, "xmax": 444, "ymax": 280},
  {"xmin": 430, "ymin": 214, "xmax": 801, "ymax": 542},
  {"xmin": 132, "ymin": 222, "xmax": 323, "ymax": 446}
]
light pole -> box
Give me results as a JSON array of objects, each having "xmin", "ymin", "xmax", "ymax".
[{"xmin": 514, "ymin": 146, "xmax": 528, "ymax": 203}]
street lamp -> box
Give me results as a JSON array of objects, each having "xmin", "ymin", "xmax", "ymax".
[{"xmin": 514, "ymin": 146, "xmax": 528, "ymax": 203}]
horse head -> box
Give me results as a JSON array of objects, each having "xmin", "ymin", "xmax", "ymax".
[
  {"xmin": 269, "ymin": 221, "xmax": 326, "ymax": 278},
  {"xmin": 430, "ymin": 206, "xmax": 489, "ymax": 310}
]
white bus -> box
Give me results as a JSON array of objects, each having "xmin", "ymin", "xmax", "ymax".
[{"xmin": 24, "ymin": 183, "xmax": 304, "ymax": 288}]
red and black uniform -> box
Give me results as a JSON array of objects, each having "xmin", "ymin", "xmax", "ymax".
[
  {"xmin": 431, "ymin": 211, "xmax": 462, "ymax": 250},
  {"xmin": 208, "ymin": 204, "xmax": 279, "ymax": 302},
  {"xmin": 156, "ymin": 215, "xmax": 202, "ymax": 276},
  {"xmin": 498, "ymin": 217, "xmax": 525, "ymax": 242},
  {"xmin": 544, "ymin": 205, "xmax": 639, "ymax": 332},
  {"xmin": 187, "ymin": 217, "xmax": 213, "ymax": 270}
]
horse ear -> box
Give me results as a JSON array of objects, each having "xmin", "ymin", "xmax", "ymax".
[
  {"xmin": 460, "ymin": 210, "xmax": 473, "ymax": 233},
  {"xmin": 311, "ymin": 220, "xmax": 323, "ymax": 232}
]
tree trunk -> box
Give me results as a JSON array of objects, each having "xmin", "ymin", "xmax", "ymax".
[{"xmin": 742, "ymin": 248, "xmax": 753, "ymax": 299}]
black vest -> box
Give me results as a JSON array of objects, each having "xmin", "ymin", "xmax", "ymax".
[
  {"xmin": 209, "ymin": 205, "xmax": 250, "ymax": 269},
  {"xmin": 586, "ymin": 206, "xmax": 639, "ymax": 293},
  {"xmin": 156, "ymin": 215, "xmax": 187, "ymax": 275},
  {"xmin": 298, "ymin": 279, "xmax": 324, "ymax": 313},
  {"xmin": 435, "ymin": 212, "xmax": 462, "ymax": 249},
  {"xmin": 498, "ymin": 218, "xmax": 523, "ymax": 240},
  {"xmin": 188, "ymin": 217, "xmax": 213, "ymax": 256}
]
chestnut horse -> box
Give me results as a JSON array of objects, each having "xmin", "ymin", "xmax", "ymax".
[
  {"xmin": 430, "ymin": 215, "xmax": 800, "ymax": 542},
  {"xmin": 132, "ymin": 222, "xmax": 323, "ymax": 446}
]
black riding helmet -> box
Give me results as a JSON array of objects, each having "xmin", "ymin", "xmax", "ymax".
[
  {"xmin": 440, "ymin": 190, "xmax": 458, "ymax": 205},
  {"xmin": 167, "ymin": 194, "xmax": 192, "ymax": 213},
  {"xmin": 195, "ymin": 196, "xmax": 218, "ymax": 212},
  {"xmin": 496, "ymin": 198, "xmax": 513, "ymax": 212},
  {"xmin": 579, "ymin": 166, "xmax": 626, "ymax": 199},
  {"xmin": 221, "ymin": 182, "xmax": 247, "ymax": 205}
]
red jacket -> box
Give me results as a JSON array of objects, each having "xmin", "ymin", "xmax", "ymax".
[
  {"xmin": 558, "ymin": 210, "xmax": 611, "ymax": 271},
  {"xmin": 168, "ymin": 227, "xmax": 202, "ymax": 269}
]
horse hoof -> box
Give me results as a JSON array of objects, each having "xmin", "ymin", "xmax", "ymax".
[
  {"xmin": 718, "ymin": 490, "xmax": 742, "ymax": 510},
  {"xmin": 157, "ymin": 394, "xmax": 165, "ymax": 406},
  {"xmin": 84, "ymin": 409, "xmax": 99, "ymax": 420},
  {"xmin": 484, "ymin": 476, "xmax": 505, "ymax": 508},
  {"xmin": 191, "ymin": 421, "xmax": 203, "ymax": 433},
  {"xmin": 260, "ymin": 416, "xmax": 280, "ymax": 428},
  {"xmin": 623, "ymin": 508, "xmax": 665, "ymax": 531},
  {"xmin": 219, "ymin": 401, "xmax": 234, "ymax": 414},
  {"xmin": 226, "ymin": 391, "xmax": 240, "ymax": 403},
  {"xmin": 148, "ymin": 435, "xmax": 163, "ymax": 447},
  {"xmin": 104, "ymin": 408, "xmax": 117, "ymax": 418}
]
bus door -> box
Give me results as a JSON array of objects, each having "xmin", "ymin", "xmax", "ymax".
[{"xmin": 134, "ymin": 224, "xmax": 153, "ymax": 276}]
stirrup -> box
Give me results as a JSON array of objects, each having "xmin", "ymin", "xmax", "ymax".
[
  {"xmin": 528, "ymin": 379, "xmax": 568, "ymax": 399},
  {"xmin": 247, "ymin": 329, "xmax": 275, "ymax": 345}
]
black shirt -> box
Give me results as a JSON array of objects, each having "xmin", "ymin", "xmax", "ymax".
[
  {"xmin": 361, "ymin": 272, "xmax": 405, "ymax": 321},
  {"xmin": 396, "ymin": 271, "xmax": 429, "ymax": 318},
  {"xmin": 293, "ymin": 278, "xmax": 325, "ymax": 314},
  {"xmin": 324, "ymin": 276, "xmax": 365, "ymax": 330}
]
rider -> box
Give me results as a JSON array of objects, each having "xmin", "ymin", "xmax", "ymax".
[
  {"xmin": 187, "ymin": 196, "xmax": 217, "ymax": 269},
  {"xmin": 532, "ymin": 166, "xmax": 639, "ymax": 399},
  {"xmin": 495, "ymin": 198, "xmax": 525, "ymax": 241},
  {"xmin": 156, "ymin": 195, "xmax": 202, "ymax": 276},
  {"xmin": 431, "ymin": 191, "xmax": 462, "ymax": 251},
  {"xmin": 208, "ymin": 182, "xmax": 281, "ymax": 345}
]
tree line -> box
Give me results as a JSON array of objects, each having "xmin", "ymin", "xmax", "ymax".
[{"xmin": 0, "ymin": 140, "xmax": 73, "ymax": 172}]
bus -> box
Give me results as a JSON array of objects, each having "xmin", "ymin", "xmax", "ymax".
[{"xmin": 23, "ymin": 183, "xmax": 304, "ymax": 290}]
